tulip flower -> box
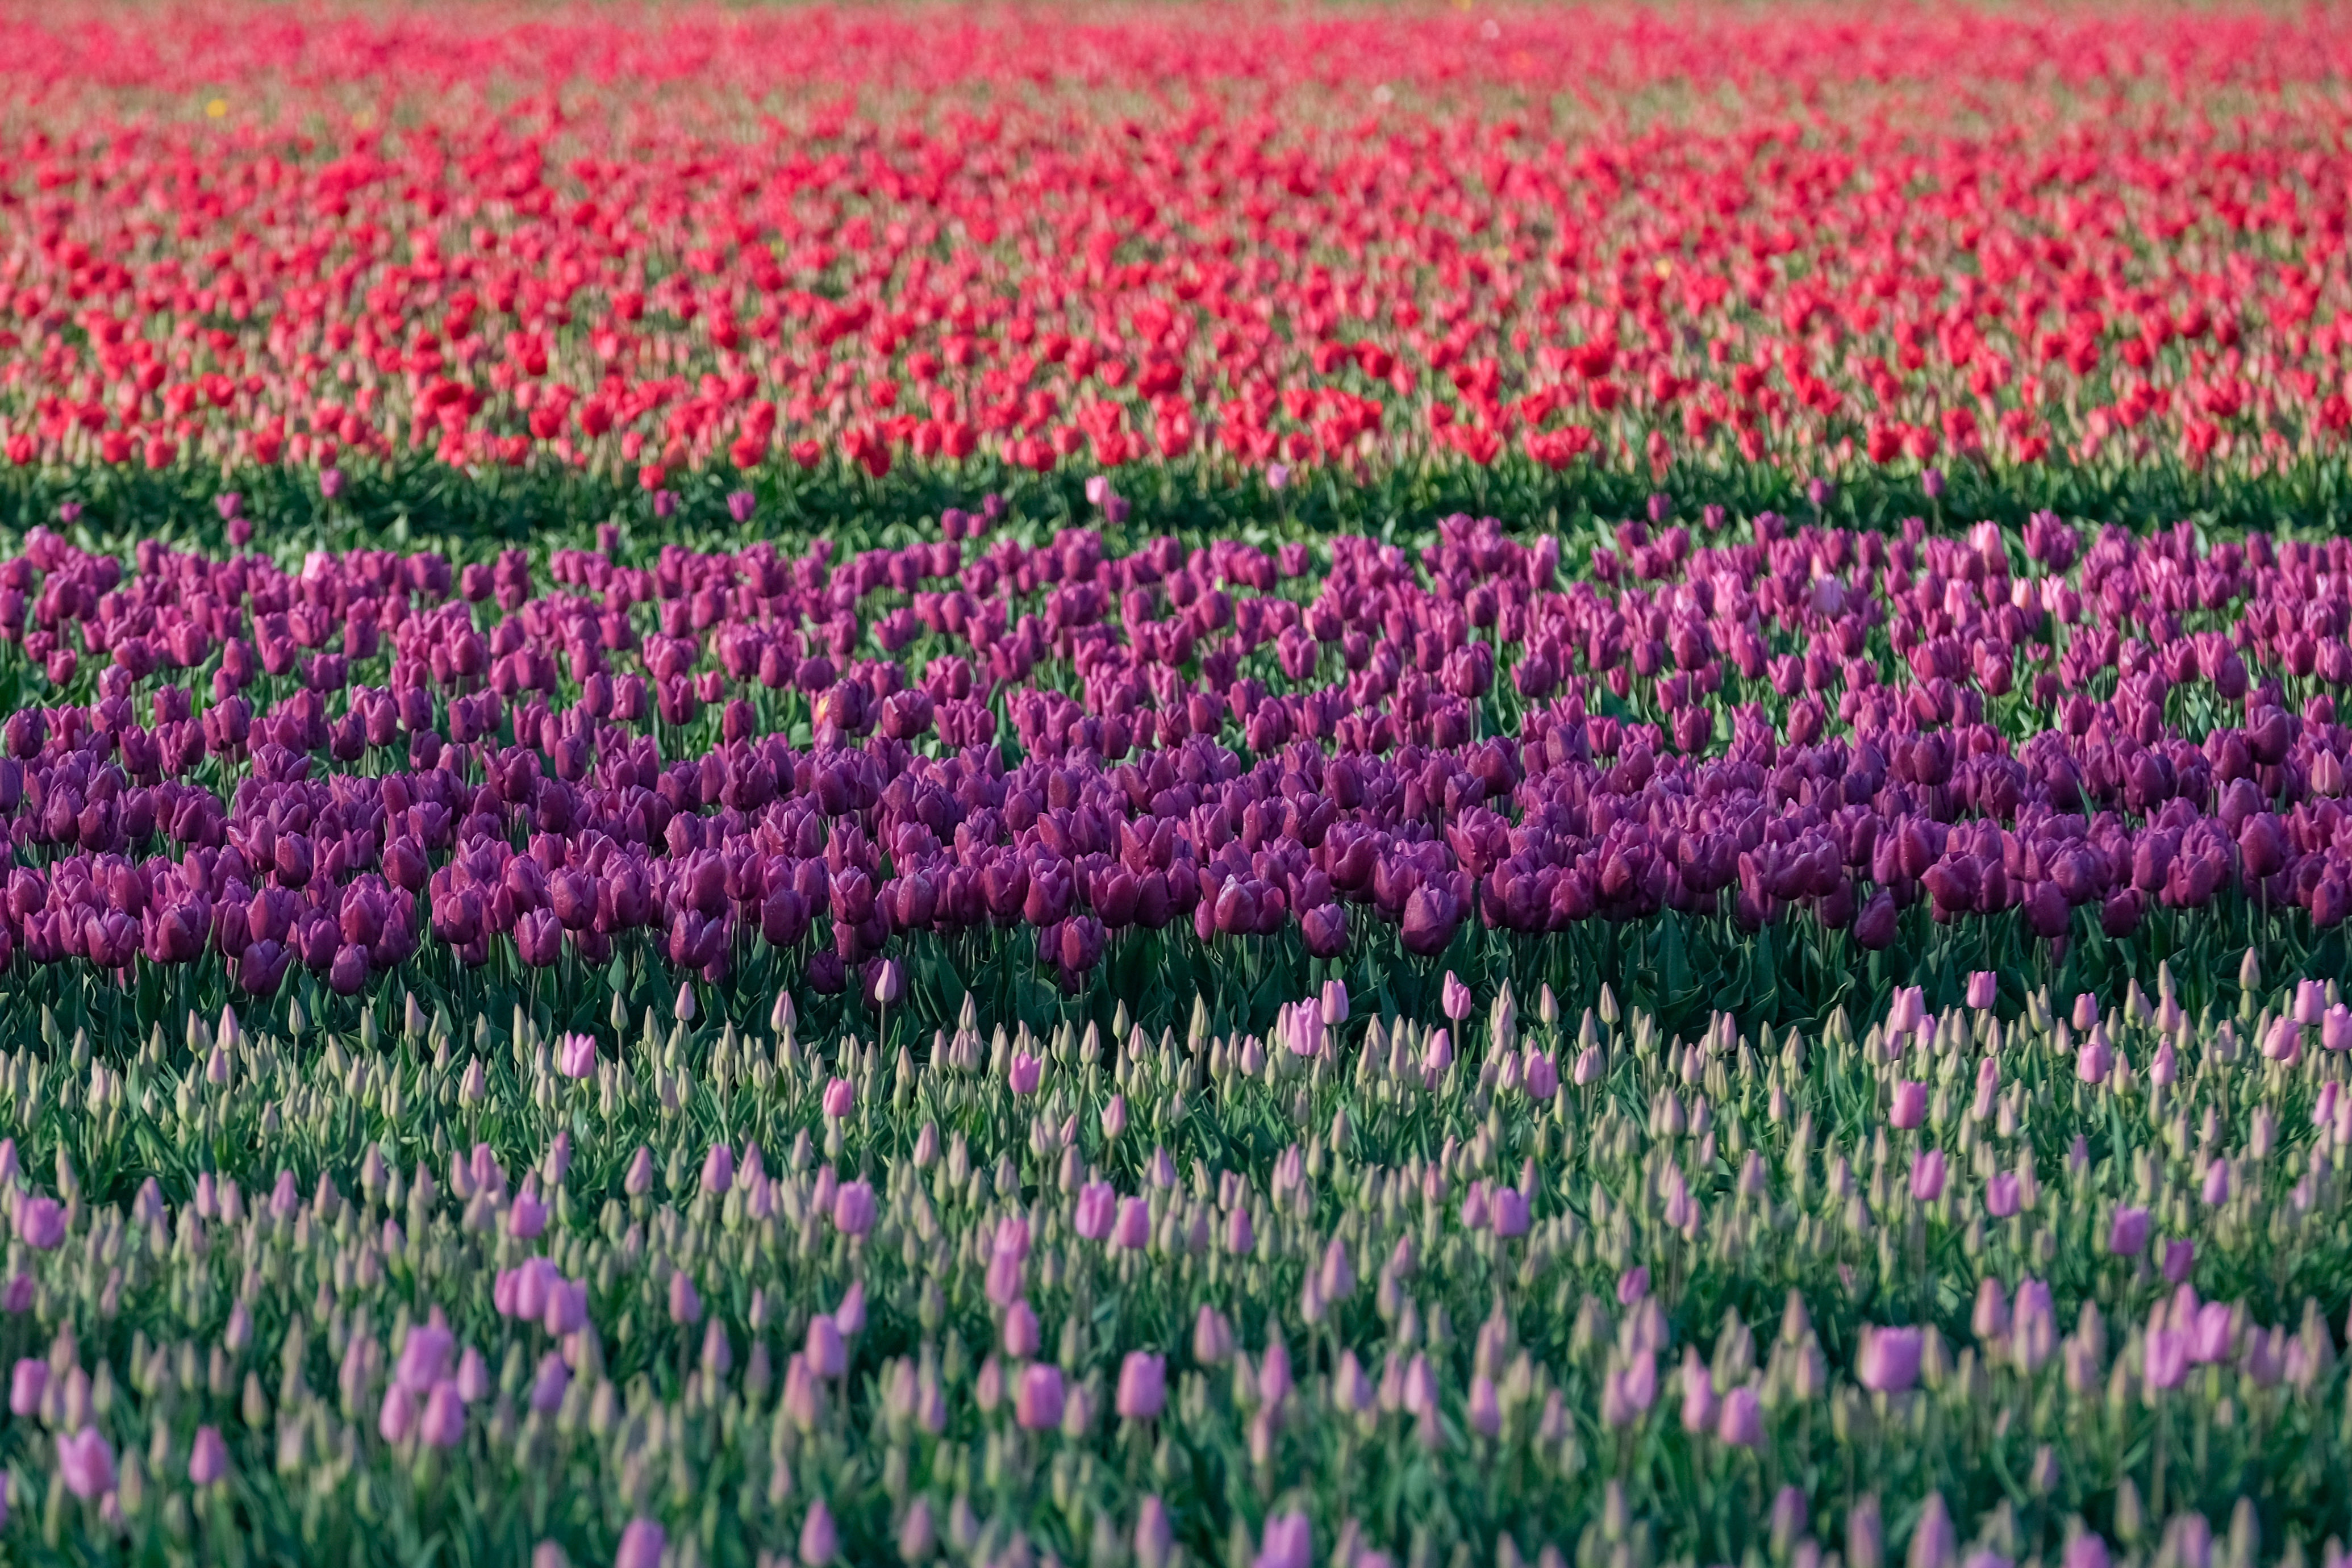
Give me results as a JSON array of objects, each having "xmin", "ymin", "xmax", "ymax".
[
  {"xmin": 1015, "ymin": 1363, "xmax": 1064, "ymax": 1430},
  {"xmin": 57, "ymin": 1428, "xmax": 115, "ymax": 1500},
  {"xmin": 1117, "ymin": 1352, "xmax": 1167, "ymax": 1420},
  {"xmin": 616, "ymin": 1520, "xmax": 665, "ymax": 1568},
  {"xmin": 1858, "ymin": 1326, "xmax": 1923, "ymax": 1392},
  {"xmin": 556, "ymin": 1032, "xmax": 597, "ymax": 1079}
]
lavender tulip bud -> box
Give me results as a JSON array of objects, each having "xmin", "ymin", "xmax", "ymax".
[
  {"xmin": 898, "ymin": 1498, "xmax": 937, "ymax": 1562},
  {"xmin": 1848, "ymin": 1495, "xmax": 1884, "ymax": 1568},
  {"xmin": 800, "ymin": 1499, "xmax": 839, "ymax": 1566},
  {"xmin": 1136, "ymin": 1496, "xmax": 1174, "ymax": 1568},
  {"xmin": 615, "ymin": 1519, "xmax": 665, "ymax": 1568}
]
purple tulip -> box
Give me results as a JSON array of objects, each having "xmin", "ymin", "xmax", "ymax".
[
  {"xmin": 2108, "ymin": 1207, "xmax": 2151, "ymax": 1256},
  {"xmin": 557, "ymin": 1032, "xmax": 597, "ymax": 1079},
  {"xmin": 10, "ymin": 1358, "xmax": 45, "ymax": 1416},
  {"xmin": 398, "ymin": 1323, "xmax": 454, "ymax": 1393},
  {"xmin": 378, "ymin": 1382, "xmax": 417, "ymax": 1444},
  {"xmin": 1137, "ymin": 1496, "xmax": 1174, "ymax": 1568},
  {"xmin": 1985, "ymin": 1173, "xmax": 2021, "ymax": 1219},
  {"xmin": 1909, "ymin": 1149, "xmax": 1947, "ymax": 1203},
  {"xmin": 189, "ymin": 1425, "xmax": 230, "ymax": 1486},
  {"xmin": 1002, "ymin": 1299, "xmax": 1041, "ymax": 1359},
  {"xmin": 1858, "ymin": 1325, "xmax": 1923, "ymax": 1392},
  {"xmin": 1256, "ymin": 1511, "xmax": 1312, "ymax": 1568},
  {"xmin": 1074, "ymin": 1181, "xmax": 1117, "ymax": 1241},
  {"xmin": 1440, "ymin": 970, "xmax": 1473, "ymax": 1021},
  {"xmin": 1008, "ymin": 1050, "xmax": 1043, "ymax": 1095},
  {"xmin": 530, "ymin": 1353, "xmax": 570, "ymax": 1415},
  {"xmin": 15, "ymin": 1196, "xmax": 64, "ymax": 1250},
  {"xmin": 1889, "ymin": 1081, "xmax": 1926, "ymax": 1130},
  {"xmin": 1679, "ymin": 1349, "xmax": 1719, "ymax": 1433},
  {"xmin": 832, "ymin": 1179, "xmax": 877, "ymax": 1237},
  {"xmin": 822, "ymin": 1077, "xmax": 855, "ymax": 1118},
  {"xmin": 419, "ymin": 1380, "xmax": 466, "ymax": 1448},
  {"xmin": 616, "ymin": 1519, "xmax": 666, "ymax": 1568},
  {"xmin": 807, "ymin": 1313, "xmax": 848, "ymax": 1378},
  {"xmin": 1015, "ymin": 1362, "xmax": 1064, "ymax": 1430},
  {"xmin": 1117, "ymin": 1352, "xmax": 1167, "ymax": 1420},
  {"xmin": 1717, "ymin": 1384, "xmax": 1763, "ymax": 1448},
  {"xmin": 800, "ymin": 1499, "xmax": 839, "ymax": 1566},
  {"xmin": 56, "ymin": 1427, "xmax": 115, "ymax": 1500},
  {"xmin": 1492, "ymin": 1186, "xmax": 1531, "ymax": 1237}
]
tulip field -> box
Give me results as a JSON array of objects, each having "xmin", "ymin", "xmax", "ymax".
[{"xmin": 8, "ymin": 1, "xmax": 2352, "ymax": 1563}]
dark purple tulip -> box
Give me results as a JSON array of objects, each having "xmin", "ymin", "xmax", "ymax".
[
  {"xmin": 237, "ymin": 938, "xmax": 291, "ymax": 995},
  {"xmin": 515, "ymin": 908, "xmax": 561, "ymax": 968},
  {"xmin": 1400, "ymin": 883, "xmax": 1460, "ymax": 956},
  {"xmin": 2100, "ymin": 887, "xmax": 2142, "ymax": 938},
  {"xmin": 1853, "ymin": 890, "xmax": 1898, "ymax": 949}
]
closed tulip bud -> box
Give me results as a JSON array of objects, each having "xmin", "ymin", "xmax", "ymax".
[
  {"xmin": 1008, "ymin": 1050, "xmax": 1043, "ymax": 1095},
  {"xmin": 1441, "ymin": 970, "xmax": 1473, "ymax": 1021},
  {"xmin": 1909, "ymin": 1150, "xmax": 1946, "ymax": 1203},
  {"xmin": 530, "ymin": 1353, "xmax": 569, "ymax": 1415},
  {"xmin": 1717, "ymin": 1384, "xmax": 1763, "ymax": 1448},
  {"xmin": 807, "ymin": 1314, "xmax": 848, "ymax": 1377},
  {"xmin": 15, "ymin": 1196, "xmax": 64, "ymax": 1250},
  {"xmin": 10, "ymin": 1358, "xmax": 45, "ymax": 1416},
  {"xmin": 832, "ymin": 1179, "xmax": 877, "ymax": 1236},
  {"xmin": 1857, "ymin": 1326, "xmax": 1922, "ymax": 1392},
  {"xmin": 57, "ymin": 1427, "xmax": 115, "ymax": 1500},
  {"xmin": 898, "ymin": 1499, "xmax": 937, "ymax": 1562},
  {"xmin": 378, "ymin": 1382, "xmax": 417, "ymax": 1444},
  {"xmin": 674, "ymin": 983, "xmax": 697, "ymax": 1023},
  {"xmin": 1844, "ymin": 1496, "xmax": 1885, "ymax": 1568},
  {"xmin": 1908, "ymin": 1495, "xmax": 1954, "ymax": 1568},
  {"xmin": 1889, "ymin": 1081, "xmax": 1926, "ymax": 1129},
  {"xmin": 1679, "ymin": 1349, "xmax": 1719, "ymax": 1433},
  {"xmin": 1972, "ymin": 1279, "xmax": 2011, "ymax": 1340},
  {"xmin": 1257, "ymin": 1511, "xmax": 1312, "ymax": 1568},
  {"xmin": 1469, "ymin": 1373, "xmax": 1502, "ymax": 1437},
  {"xmin": 1015, "ymin": 1362, "xmax": 1064, "ymax": 1430},
  {"xmin": 1002, "ymin": 1299, "xmax": 1040, "ymax": 1360},
  {"xmin": 557, "ymin": 1032, "xmax": 596, "ymax": 1079},
  {"xmin": 615, "ymin": 1520, "xmax": 665, "ymax": 1568},
  {"xmin": 419, "ymin": 1381, "xmax": 465, "ymax": 1448},
  {"xmin": 1136, "ymin": 1496, "xmax": 1174, "ymax": 1568},
  {"xmin": 1194, "ymin": 1305, "xmax": 1234, "ymax": 1365},
  {"xmin": 1117, "ymin": 1352, "xmax": 1167, "ymax": 1420},
  {"xmin": 2063, "ymin": 1536, "xmax": 2109, "ymax": 1568},
  {"xmin": 800, "ymin": 1499, "xmax": 839, "ymax": 1566},
  {"xmin": 823, "ymin": 1076, "xmax": 854, "ymax": 1118},
  {"xmin": 188, "ymin": 1425, "xmax": 230, "ymax": 1486},
  {"xmin": 2076, "ymin": 1032, "xmax": 2115, "ymax": 1083}
]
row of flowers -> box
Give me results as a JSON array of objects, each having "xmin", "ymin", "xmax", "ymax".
[
  {"xmin": 0, "ymin": 961, "xmax": 2349, "ymax": 1563},
  {"xmin": 0, "ymin": 497, "xmax": 2343, "ymax": 1021},
  {"xmin": 0, "ymin": 6, "xmax": 2347, "ymax": 487}
]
